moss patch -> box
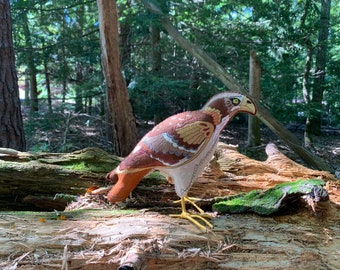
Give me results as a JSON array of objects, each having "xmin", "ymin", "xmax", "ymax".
[{"xmin": 213, "ymin": 179, "xmax": 326, "ymax": 215}]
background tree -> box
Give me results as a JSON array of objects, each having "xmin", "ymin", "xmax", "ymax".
[
  {"xmin": 97, "ymin": 0, "xmax": 137, "ymax": 156},
  {"xmin": 305, "ymin": 0, "xmax": 331, "ymax": 141},
  {"xmin": 247, "ymin": 50, "xmax": 261, "ymax": 147},
  {"xmin": 6, "ymin": 0, "xmax": 339, "ymax": 158},
  {"xmin": 0, "ymin": 0, "xmax": 26, "ymax": 151}
]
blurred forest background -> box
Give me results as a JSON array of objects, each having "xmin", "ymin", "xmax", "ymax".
[{"xmin": 8, "ymin": 0, "xmax": 340, "ymax": 156}]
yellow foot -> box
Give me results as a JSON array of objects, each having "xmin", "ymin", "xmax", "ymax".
[
  {"xmin": 173, "ymin": 196, "xmax": 204, "ymax": 214},
  {"xmin": 171, "ymin": 196, "xmax": 213, "ymax": 231}
]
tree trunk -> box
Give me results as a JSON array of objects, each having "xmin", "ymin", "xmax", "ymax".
[
  {"xmin": 24, "ymin": 71, "xmax": 30, "ymax": 106},
  {"xmin": 44, "ymin": 56, "xmax": 52, "ymax": 113},
  {"xmin": 75, "ymin": 62, "xmax": 84, "ymax": 113},
  {"xmin": 22, "ymin": 9, "xmax": 38, "ymax": 112},
  {"xmin": 0, "ymin": 0, "xmax": 26, "ymax": 151},
  {"xmin": 151, "ymin": 24, "xmax": 162, "ymax": 72},
  {"xmin": 75, "ymin": 4, "xmax": 85, "ymax": 113},
  {"xmin": 119, "ymin": 0, "xmax": 132, "ymax": 77},
  {"xmin": 0, "ymin": 146, "xmax": 338, "ymax": 270},
  {"xmin": 141, "ymin": 0, "xmax": 330, "ymax": 171},
  {"xmin": 299, "ymin": 0, "xmax": 313, "ymax": 146},
  {"xmin": 97, "ymin": 0, "xmax": 137, "ymax": 156},
  {"xmin": 306, "ymin": 0, "xmax": 331, "ymax": 136},
  {"xmin": 247, "ymin": 50, "xmax": 261, "ymax": 147}
]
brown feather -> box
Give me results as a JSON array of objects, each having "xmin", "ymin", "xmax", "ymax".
[{"xmin": 106, "ymin": 169, "xmax": 151, "ymax": 202}]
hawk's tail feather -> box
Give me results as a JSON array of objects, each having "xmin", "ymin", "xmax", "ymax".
[{"xmin": 106, "ymin": 168, "xmax": 151, "ymax": 202}]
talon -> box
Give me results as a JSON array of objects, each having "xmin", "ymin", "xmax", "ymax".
[
  {"xmin": 173, "ymin": 195, "xmax": 206, "ymax": 214},
  {"xmin": 170, "ymin": 196, "xmax": 213, "ymax": 231}
]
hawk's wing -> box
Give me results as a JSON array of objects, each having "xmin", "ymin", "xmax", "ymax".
[{"xmin": 118, "ymin": 111, "xmax": 215, "ymax": 171}]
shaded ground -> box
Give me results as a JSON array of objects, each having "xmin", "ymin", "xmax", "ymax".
[{"xmin": 24, "ymin": 110, "xmax": 340, "ymax": 174}]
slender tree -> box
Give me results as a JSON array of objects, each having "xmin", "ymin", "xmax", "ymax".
[
  {"xmin": 247, "ymin": 50, "xmax": 261, "ymax": 147},
  {"xmin": 306, "ymin": 0, "xmax": 331, "ymax": 137},
  {"xmin": 22, "ymin": 7, "xmax": 38, "ymax": 112},
  {"xmin": 97, "ymin": 0, "xmax": 137, "ymax": 156},
  {"xmin": 0, "ymin": 0, "xmax": 26, "ymax": 150}
]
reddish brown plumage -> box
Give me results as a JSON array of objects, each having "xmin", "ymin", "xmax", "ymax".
[
  {"xmin": 106, "ymin": 169, "xmax": 151, "ymax": 202},
  {"xmin": 105, "ymin": 92, "xmax": 256, "ymax": 202}
]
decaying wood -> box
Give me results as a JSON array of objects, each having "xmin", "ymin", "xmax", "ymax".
[
  {"xmin": 0, "ymin": 206, "xmax": 339, "ymax": 269},
  {"xmin": 188, "ymin": 143, "xmax": 336, "ymax": 199},
  {"xmin": 247, "ymin": 50, "xmax": 261, "ymax": 147},
  {"xmin": 0, "ymin": 147, "xmax": 120, "ymax": 210},
  {"xmin": 119, "ymin": 246, "xmax": 146, "ymax": 270},
  {"xmin": 0, "ymin": 143, "xmax": 337, "ymax": 211},
  {"xmin": 0, "ymin": 142, "xmax": 339, "ymax": 269}
]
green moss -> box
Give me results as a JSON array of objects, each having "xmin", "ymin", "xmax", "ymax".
[
  {"xmin": 275, "ymin": 178, "xmax": 325, "ymax": 194},
  {"xmin": 61, "ymin": 161, "xmax": 116, "ymax": 173},
  {"xmin": 213, "ymin": 179, "xmax": 326, "ymax": 215},
  {"xmin": 62, "ymin": 161, "xmax": 87, "ymax": 171},
  {"xmin": 141, "ymin": 171, "xmax": 167, "ymax": 185},
  {"xmin": 54, "ymin": 193, "xmax": 77, "ymax": 203}
]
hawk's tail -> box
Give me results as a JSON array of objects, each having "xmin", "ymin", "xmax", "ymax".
[{"xmin": 106, "ymin": 168, "xmax": 151, "ymax": 202}]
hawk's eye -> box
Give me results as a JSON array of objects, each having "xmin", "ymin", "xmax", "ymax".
[{"xmin": 231, "ymin": 98, "xmax": 240, "ymax": 105}]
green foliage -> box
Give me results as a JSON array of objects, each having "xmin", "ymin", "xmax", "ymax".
[
  {"xmin": 11, "ymin": 0, "xmax": 340, "ymax": 137},
  {"xmin": 129, "ymin": 74, "xmax": 216, "ymax": 121},
  {"xmin": 12, "ymin": 0, "xmax": 103, "ymax": 111}
]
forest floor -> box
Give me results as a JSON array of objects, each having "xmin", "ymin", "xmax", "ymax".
[
  {"xmin": 24, "ymin": 109, "xmax": 340, "ymax": 174},
  {"xmin": 219, "ymin": 122, "xmax": 340, "ymax": 174}
]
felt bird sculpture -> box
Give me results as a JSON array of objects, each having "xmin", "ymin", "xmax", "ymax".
[{"xmin": 106, "ymin": 92, "xmax": 256, "ymax": 230}]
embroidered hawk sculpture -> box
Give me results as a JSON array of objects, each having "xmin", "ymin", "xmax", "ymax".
[{"xmin": 106, "ymin": 92, "xmax": 256, "ymax": 230}]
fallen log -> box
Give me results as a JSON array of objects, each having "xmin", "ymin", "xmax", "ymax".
[
  {"xmin": 0, "ymin": 143, "xmax": 337, "ymax": 211},
  {"xmin": 0, "ymin": 143, "xmax": 339, "ymax": 270},
  {"xmin": 0, "ymin": 147, "xmax": 120, "ymax": 210}
]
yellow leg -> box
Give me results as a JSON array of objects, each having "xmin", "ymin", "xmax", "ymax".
[
  {"xmin": 170, "ymin": 196, "xmax": 213, "ymax": 231},
  {"xmin": 173, "ymin": 196, "xmax": 206, "ymax": 214}
]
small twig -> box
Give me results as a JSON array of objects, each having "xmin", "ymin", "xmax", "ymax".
[
  {"xmin": 61, "ymin": 245, "xmax": 68, "ymax": 270},
  {"xmin": 3, "ymin": 251, "xmax": 32, "ymax": 270},
  {"xmin": 0, "ymin": 148, "xmax": 19, "ymax": 156},
  {"xmin": 118, "ymin": 246, "xmax": 146, "ymax": 270}
]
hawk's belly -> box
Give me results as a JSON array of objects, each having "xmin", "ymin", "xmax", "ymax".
[{"xmin": 159, "ymin": 131, "xmax": 221, "ymax": 198}]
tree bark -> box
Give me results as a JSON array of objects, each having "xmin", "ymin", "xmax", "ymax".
[
  {"xmin": 75, "ymin": 62, "xmax": 84, "ymax": 112},
  {"xmin": 43, "ymin": 55, "xmax": 52, "ymax": 113},
  {"xmin": 247, "ymin": 50, "xmax": 261, "ymax": 147},
  {"xmin": 0, "ymin": 0, "xmax": 26, "ymax": 151},
  {"xmin": 0, "ymin": 147, "xmax": 121, "ymax": 210},
  {"xmin": 75, "ymin": 4, "xmax": 85, "ymax": 113},
  {"xmin": 97, "ymin": 0, "xmax": 137, "ymax": 156},
  {"xmin": 141, "ymin": 0, "xmax": 330, "ymax": 171},
  {"xmin": 0, "ymin": 144, "xmax": 335, "ymax": 211},
  {"xmin": 119, "ymin": 0, "xmax": 132, "ymax": 79},
  {"xmin": 300, "ymin": 0, "xmax": 313, "ymax": 147},
  {"xmin": 151, "ymin": 24, "xmax": 162, "ymax": 72}
]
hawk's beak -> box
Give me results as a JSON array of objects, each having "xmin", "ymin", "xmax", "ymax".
[{"xmin": 241, "ymin": 97, "xmax": 256, "ymax": 115}]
